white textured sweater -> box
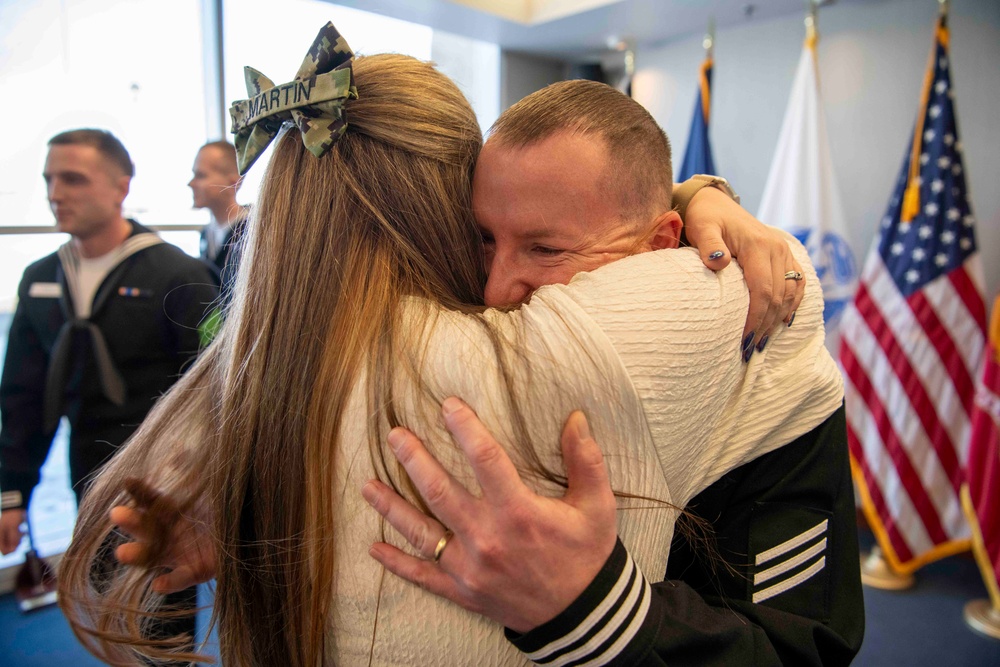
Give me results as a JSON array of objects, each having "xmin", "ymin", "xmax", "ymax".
[{"xmin": 328, "ymin": 243, "xmax": 843, "ymax": 665}]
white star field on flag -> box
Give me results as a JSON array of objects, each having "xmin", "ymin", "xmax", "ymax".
[{"xmin": 875, "ymin": 43, "xmax": 977, "ymax": 298}]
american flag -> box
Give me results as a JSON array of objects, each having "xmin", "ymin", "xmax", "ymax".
[{"xmin": 839, "ymin": 13, "xmax": 986, "ymax": 574}]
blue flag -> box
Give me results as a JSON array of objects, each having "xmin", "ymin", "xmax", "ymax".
[{"xmin": 677, "ymin": 57, "xmax": 716, "ymax": 180}]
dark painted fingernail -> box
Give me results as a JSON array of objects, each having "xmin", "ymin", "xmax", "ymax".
[
  {"xmin": 787, "ymin": 312, "xmax": 796, "ymax": 328},
  {"xmin": 708, "ymin": 250, "xmax": 725, "ymax": 260},
  {"xmin": 756, "ymin": 335, "xmax": 769, "ymax": 353},
  {"xmin": 742, "ymin": 333, "xmax": 755, "ymax": 363}
]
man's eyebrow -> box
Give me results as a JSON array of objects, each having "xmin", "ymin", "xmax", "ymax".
[
  {"xmin": 477, "ymin": 225, "xmax": 563, "ymax": 242},
  {"xmin": 44, "ymin": 168, "xmax": 86, "ymax": 177},
  {"xmin": 518, "ymin": 227, "xmax": 564, "ymax": 241},
  {"xmin": 481, "ymin": 220, "xmax": 566, "ymax": 240}
]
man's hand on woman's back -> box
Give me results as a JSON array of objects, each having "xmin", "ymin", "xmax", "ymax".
[{"xmin": 363, "ymin": 397, "xmax": 616, "ymax": 633}]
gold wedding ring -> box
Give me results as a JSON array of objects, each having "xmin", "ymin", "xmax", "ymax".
[{"xmin": 433, "ymin": 530, "xmax": 454, "ymax": 564}]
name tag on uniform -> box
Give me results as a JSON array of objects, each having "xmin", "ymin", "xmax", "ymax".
[
  {"xmin": 28, "ymin": 282, "xmax": 62, "ymax": 298},
  {"xmin": 118, "ymin": 287, "xmax": 153, "ymax": 298}
]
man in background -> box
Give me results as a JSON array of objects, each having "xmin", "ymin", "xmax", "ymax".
[
  {"xmin": 189, "ymin": 140, "xmax": 248, "ymax": 298},
  {"xmin": 0, "ymin": 128, "xmax": 218, "ymax": 649}
]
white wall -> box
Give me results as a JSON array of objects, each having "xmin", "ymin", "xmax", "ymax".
[
  {"xmin": 632, "ymin": 0, "xmax": 1000, "ymax": 300},
  {"xmin": 432, "ymin": 30, "xmax": 502, "ymax": 136}
]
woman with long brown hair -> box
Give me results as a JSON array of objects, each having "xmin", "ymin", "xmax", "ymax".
[{"xmin": 56, "ymin": 23, "xmax": 841, "ymax": 666}]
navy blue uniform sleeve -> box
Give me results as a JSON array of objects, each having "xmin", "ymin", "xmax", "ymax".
[
  {"xmin": 0, "ymin": 274, "xmax": 58, "ymax": 509},
  {"xmin": 506, "ymin": 540, "xmax": 662, "ymax": 665},
  {"xmin": 508, "ymin": 405, "xmax": 864, "ymax": 666},
  {"xmin": 506, "ymin": 540, "xmax": 781, "ymax": 666}
]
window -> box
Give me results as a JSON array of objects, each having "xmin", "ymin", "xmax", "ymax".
[
  {"xmin": 0, "ymin": 0, "xmax": 208, "ymax": 571},
  {"xmin": 0, "ymin": 0, "xmax": 500, "ymax": 575}
]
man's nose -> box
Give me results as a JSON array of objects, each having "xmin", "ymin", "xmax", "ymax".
[
  {"xmin": 47, "ymin": 181, "xmax": 62, "ymax": 203},
  {"xmin": 483, "ymin": 256, "xmax": 534, "ymax": 308}
]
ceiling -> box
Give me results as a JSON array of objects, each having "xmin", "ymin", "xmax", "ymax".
[{"xmin": 324, "ymin": 0, "xmax": 878, "ymax": 60}]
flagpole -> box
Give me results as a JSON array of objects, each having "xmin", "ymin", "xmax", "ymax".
[
  {"xmin": 805, "ymin": 0, "xmax": 818, "ymax": 50},
  {"xmin": 704, "ymin": 16, "xmax": 715, "ymax": 59},
  {"xmin": 804, "ymin": 1, "xmax": 820, "ymax": 86},
  {"xmin": 901, "ymin": 0, "xmax": 950, "ymax": 223},
  {"xmin": 700, "ymin": 18, "xmax": 714, "ymax": 125},
  {"xmin": 676, "ymin": 18, "xmax": 717, "ymax": 179},
  {"xmin": 757, "ymin": 0, "xmax": 858, "ymax": 355},
  {"xmin": 624, "ymin": 41, "xmax": 635, "ymax": 89}
]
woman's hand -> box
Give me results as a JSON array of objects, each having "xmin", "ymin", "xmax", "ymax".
[
  {"xmin": 111, "ymin": 478, "xmax": 216, "ymax": 594},
  {"xmin": 684, "ymin": 186, "xmax": 804, "ymax": 354}
]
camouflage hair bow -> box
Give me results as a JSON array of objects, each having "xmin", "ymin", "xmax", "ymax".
[{"xmin": 229, "ymin": 22, "xmax": 358, "ymax": 174}]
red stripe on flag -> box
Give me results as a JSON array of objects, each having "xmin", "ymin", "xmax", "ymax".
[
  {"xmin": 949, "ymin": 268, "xmax": 987, "ymax": 332},
  {"xmin": 847, "ymin": 424, "xmax": 913, "ymax": 563},
  {"xmin": 841, "ymin": 342, "xmax": 949, "ymax": 546},
  {"xmin": 847, "ymin": 418, "xmax": 915, "ymax": 564},
  {"xmin": 855, "ymin": 283, "xmax": 964, "ymax": 491},
  {"xmin": 907, "ymin": 289, "xmax": 977, "ymax": 416}
]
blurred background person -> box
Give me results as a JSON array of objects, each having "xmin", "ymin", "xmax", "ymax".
[
  {"xmin": 189, "ymin": 140, "xmax": 248, "ymax": 299},
  {"xmin": 0, "ymin": 128, "xmax": 218, "ymax": 656}
]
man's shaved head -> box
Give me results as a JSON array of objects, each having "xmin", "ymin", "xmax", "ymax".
[
  {"xmin": 198, "ymin": 141, "xmax": 239, "ymax": 176},
  {"xmin": 189, "ymin": 141, "xmax": 241, "ymax": 213},
  {"xmin": 487, "ymin": 79, "xmax": 673, "ymax": 223}
]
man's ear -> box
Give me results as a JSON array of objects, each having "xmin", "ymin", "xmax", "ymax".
[
  {"xmin": 648, "ymin": 210, "xmax": 683, "ymax": 250},
  {"xmin": 115, "ymin": 175, "xmax": 131, "ymax": 207}
]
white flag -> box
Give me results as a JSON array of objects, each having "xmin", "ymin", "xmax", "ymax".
[{"xmin": 757, "ymin": 40, "xmax": 857, "ymax": 354}]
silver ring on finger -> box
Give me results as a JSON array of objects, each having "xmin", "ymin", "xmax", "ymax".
[{"xmin": 783, "ymin": 270, "xmax": 803, "ymax": 281}]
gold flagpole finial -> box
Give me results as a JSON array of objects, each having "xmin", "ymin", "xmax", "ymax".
[
  {"xmin": 805, "ymin": 0, "xmax": 819, "ymax": 50},
  {"xmin": 618, "ymin": 37, "xmax": 636, "ymax": 77},
  {"xmin": 901, "ymin": 5, "xmax": 951, "ymax": 222},
  {"xmin": 703, "ymin": 16, "xmax": 715, "ymax": 59}
]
